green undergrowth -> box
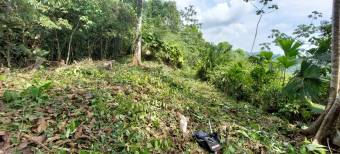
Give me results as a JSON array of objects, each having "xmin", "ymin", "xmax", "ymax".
[{"xmin": 1, "ymin": 60, "xmax": 298, "ymax": 153}]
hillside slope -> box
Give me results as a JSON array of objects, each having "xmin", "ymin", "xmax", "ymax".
[{"xmin": 0, "ymin": 60, "xmax": 294, "ymax": 153}]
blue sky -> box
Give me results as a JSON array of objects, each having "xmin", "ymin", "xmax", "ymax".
[{"xmin": 174, "ymin": 0, "xmax": 332, "ymax": 54}]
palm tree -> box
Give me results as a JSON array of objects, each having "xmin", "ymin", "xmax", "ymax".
[
  {"xmin": 276, "ymin": 38, "xmax": 302, "ymax": 85},
  {"xmin": 132, "ymin": 0, "xmax": 143, "ymax": 66},
  {"xmin": 257, "ymin": 51, "xmax": 274, "ymax": 71}
]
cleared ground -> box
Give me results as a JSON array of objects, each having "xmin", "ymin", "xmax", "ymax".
[{"xmin": 0, "ymin": 60, "xmax": 296, "ymax": 153}]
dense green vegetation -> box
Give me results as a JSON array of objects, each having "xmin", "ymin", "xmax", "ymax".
[
  {"xmin": 197, "ymin": 18, "xmax": 331, "ymax": 122},
  {"xmin": 0, "ymin": 0, "xmax": 338, "ymax": 153},
  {"xmin": 0, "ymin": 0, "xmax": 208, "ymax": 68}
]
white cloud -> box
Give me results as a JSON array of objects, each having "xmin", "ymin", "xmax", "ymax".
[
  {"xmin": 201, "ymin": 0, "xmax": 253, "ymax": 29},
  {"xmin": 174, "ymin": 0, "xmax": 333, "ymax": 54},
  {"xmin": 277, "ymin": 0, "xmax": 332, "ymax": 20},
  {"xmin": 203, "ymin": 23, "xmax": 248, "ymax": 43}
]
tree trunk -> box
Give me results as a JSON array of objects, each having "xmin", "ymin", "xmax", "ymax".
[
  {"xmin": 22, "ymin": 28, "xmax": 25, "ymax": 45},
  {"xmin": 56, "ymin": 31, "xmax": 61, "ymax": 61},
  {"xmin": 105, "ymin": 38, "xmax": 108, "ymax": 59},
  {"xmin": 87, "ymin": 40, "xmax": 91, "ymax": 57},
  {"xmin": 113, "ymin": 37, "xmax": 116, "ymax": 58},
  {"xmin": 6, "ymin": 46, "xmax": 11, "ymax": 68},
  {"xmin": 100, "ymin": 38, "xmax": 103, "ymax": 59},
  {"xmin": 282, "ymin": 68, "xmax": 286, "ymax": 86},
  {"xmin": 132, "ymin": 0, "xmax": 143, "ymax": 66},
  {"xmin": 312, "ymin": 0, "xmax": 340, "ymax": 144},
  {"xmin": 301, "ymin": 114, "xmax": 325, "ymax": 135},
  {"xmin": 251, "ymin": 14, "xmax": 263, "ymax": 53},
  {"xmin": 66, "ymin": 21, "xmax": 80, "ymax": 65}
]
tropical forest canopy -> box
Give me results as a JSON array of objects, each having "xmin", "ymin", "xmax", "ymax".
[{"xmin": 0, "ymin": 0, "xmax": 339, "ymax": 153}]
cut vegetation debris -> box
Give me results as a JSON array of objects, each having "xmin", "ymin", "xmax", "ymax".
[{"xmin": 1, "ymin": 60, "xmax": 298, "ymax": 153}]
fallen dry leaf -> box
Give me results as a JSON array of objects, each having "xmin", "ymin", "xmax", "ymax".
[
  {"xmin": 0, "ymin": 131, "xmax": 10, "ymax": 150},
  {"xmin": 58, "ymin": 121, "xmax": 67, "ymax": 131},
  {"xmin": 74, "ymin": 125, "xmax": 83, "ymax": 139},
  {"xmin": 86, "ymin": 111, "xmax": 93, "ymax": 118},
  {"xmin": 22, "ymin": 134, "xmax": 49, "ymax": 151},
  {"xmin": 0, "ymin": 117, "xmax": 12, "ymax": 124},
  {"xmin": 55, "ymin": 139, "xmax": 71, "ymax": 146},
  {"xmin": 84, "ymin": 93, "xmax": 93, "ymax": 100},
  {"xmin": 103, "ymin": 128, "xmax": 112, "ymax": 133},
  {"xmin": 89, "ymin": 118, "xmax": 96, "ymax": 128},
  {"xmin": 177, "ymin": 113, "xmax": 189, "ymax": 137},
  {"xmin": 35, "ymin": 118, "xmax": 48, "ymax": 133},
  {"xmin": 36, "ymin": 107, "xmax": 45, "ymax": 112},
  {"xmin": 21, "ymin": 147, "xmax": 33, "ymax": 154},
  {"xmin": 18, "ymin": 139, "xmax": 30, "ymax": 150},
  {"xmin": 47, "ymin": 119, "xmax": 56, "ymax": 125},
  {"xmin": 68, "ymin": 94, "xmax": 77, "ymax": 100},
  {"xmin": 24, "ymin": 135, "xmax": 46, "ymax": 144},
  {"xmin": 0, "ymin": 99, "xmax": 3, "ymax": 111},
  {"xmin": 68, "ymin": 142, "xmax": 76, "ymax": 152},
  {"xmin": 45, "ymin": 107, "xmax": 53, "ymax": 114},
  {"xmin": 23, "ymin": 134, "xmax": 46, "ymax": 144},
  {"xmin": 82, "ymin": 125, "xmax": 92, "ymax": 135},
  {"xmin": 46, "ymin": 134, "xmax": 60, "ymax": 143}
]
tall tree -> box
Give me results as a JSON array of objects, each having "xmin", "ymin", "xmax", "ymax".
[
  {"xmin": 243, "ymin": 0, "xmax": 278, "ymax": 52},
  {"xmin": 132, "ymin": 0, "xmax": 143, "ymax": 66},
  {"xmin": 66, "ymin": 20, "xmax": 80, "ymax": 65},
  {"xmin": 305, "ymin": 0, "xmax": 340, "ymax": 144}
]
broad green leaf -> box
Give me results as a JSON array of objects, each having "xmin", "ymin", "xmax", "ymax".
[
  {"xmin": 277, "ymin": 38, "xmax": 301, "ymax": 57},
  {"xmin": 301, "ymin": 61, "xmax": 322, "ymax": 79},
  {"xmin": 258, "ymin": 51, "xmax": 273, "ymax": 61},
  {"xmin": 277, "ymin": 56, "xmax": 297, "ymax": 69}
]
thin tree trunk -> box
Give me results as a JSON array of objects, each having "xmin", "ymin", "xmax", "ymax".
[
  {"xmin": 6, "ymin": 46, "xmax": 11, "ymax": 68},
  {"xmin": 282, "ymin": 68, "xmax": 286, "ymax": 86},
  {"xmin": 66, "ymin": 21, "xmax": 80, "ymax": 65},
  {"xmin": 56, "ymin": 31, "xmax": 61, "ymax": 61},
  {"xmin": 100, "ymin": 38, "xmax": 103, "ymax": 59},
  {"xmin": 112, "ymin": 37, "xmax": 116, "ymax": 58},
  {"xmin": 4, "ymin": 34, "xmax": 11, "ymax": 68},
  {"xmin": 105, "ymin": 38, "xmax": 108, "ymax": 59},
  {"xmin": 132, "ymin": 0, "xmax": 143, "ymax": 66},
  {"xmin": 251, "ymin": 14, "xmax": 263, "ymax": 53},
  {"xmin": 22, "ymin": 29, "xmax": 25, "ymax": 44},
  {"xmin": 119, "ymin": 37, "xmax": 121, "ymax": 57},
  {"xmin": 87, "ymin": 40, "xmax": 91, "ymax": 57},
  {"xmin": 312, "ymin": 0, "xmax": 340, "ymax": 144}
]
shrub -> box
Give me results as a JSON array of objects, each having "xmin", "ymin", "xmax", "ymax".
[
  {"xmin": 210, "ymin": 62, "xmax": 253, "ymax": 101},
  {"xmin": 206, "ymin": 59, "xmax": 298, "ymax": 119},
  {"xmin": 142, "ymin": 33, "xmax": 184, "ymax": 68},
  {"xmin": 197, "ymin": 49, "xmax": 325, "ymax": 121},
  {"xmin": 196, "ymin": 65, "xmax": 209, "ymax": 81}
]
